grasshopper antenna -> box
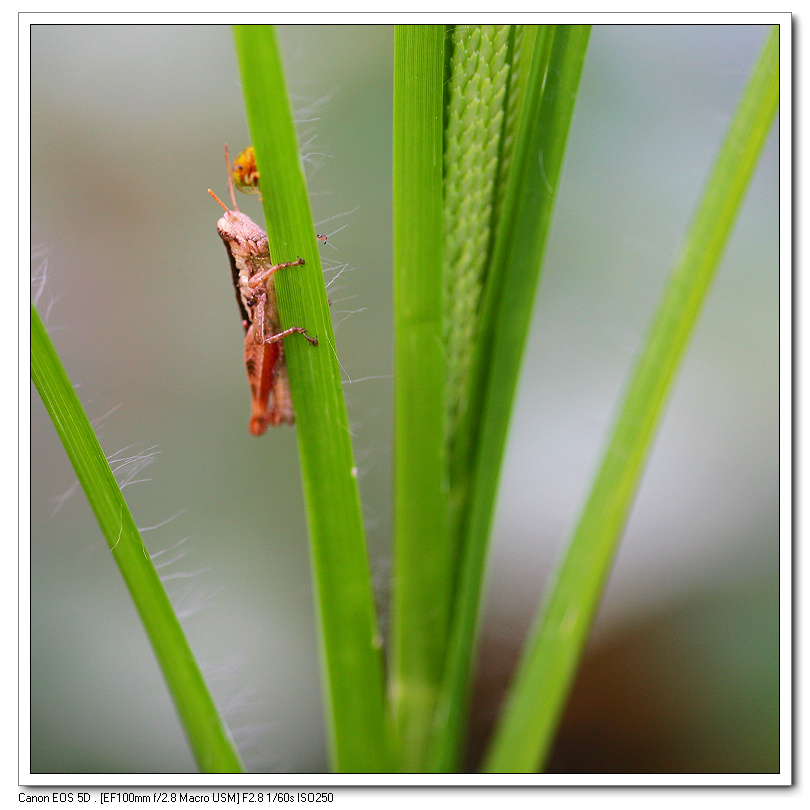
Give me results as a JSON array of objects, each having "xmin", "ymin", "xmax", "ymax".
[
  {"xmin": 207, "ymin": 144, "xmax": 241, "ymax": 214},
  {"xmin": 207, "ymin": 188, "xmax": 231, "ymax": 214}
]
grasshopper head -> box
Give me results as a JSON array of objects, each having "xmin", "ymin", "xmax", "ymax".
[{"xmin": 209, "ymin": 190, "xmax": 269, "ymax": 259}]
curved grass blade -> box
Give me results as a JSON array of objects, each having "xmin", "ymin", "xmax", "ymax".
[{"xmin": 31, "ymin": 303, "xmax": 242, "ymax": 773}]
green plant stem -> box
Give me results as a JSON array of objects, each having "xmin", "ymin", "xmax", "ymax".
[
  {"xmin": 484, "ymin": 24, "xmax": 779, "ymax": 774},
  {"xmin": 429, "ymin": 25, "xmax": 591, "ymax": 773},
  {"xmin": 391, "ymin": 23, "xmax": 449, "ymax": 771},
  {"xmin": 232, "ymin": 25, "xmax": 392, "ymax": 773},
  {"xmin": 31, "ymin": 303, "xmax": 242, "ymax": 773}
]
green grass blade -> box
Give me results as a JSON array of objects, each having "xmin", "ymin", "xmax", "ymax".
[
  {"xmin": 232, "ymin": 25, "xmax": 392, "ymax": 773},
  {"xmin": 390, "ymin": 24, "xmax": 449, "ymax": 771},
  {"xmin": 429, "ymin": 24, "xmax": 591, "ymax": 772},
  {"xmin": 483, "ymin": 24, "xmax": 780, "ymax": 774},
  {"xmin": 31, "ymin": 303, "xmax": 242, "ymax": 773}
]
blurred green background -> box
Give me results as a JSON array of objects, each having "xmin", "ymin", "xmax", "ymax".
[{"xmin": 30, "ymin": 24, "xmax": 779, "ymax": 774}]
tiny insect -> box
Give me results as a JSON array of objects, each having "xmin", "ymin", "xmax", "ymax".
[
  {"xmin": 231, "ymin": 145, "xmax": 329, "ymax": 246},
  {"xmin": 231, "ymin": 145, "xmax": 261, "ymax": 196},
  {"xmin": 209, "ymin": 145, "xmax": 317, "ymax": 435}
]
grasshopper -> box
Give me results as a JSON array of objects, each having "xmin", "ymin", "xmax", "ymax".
[{"xmin": 208, "ymin": 145, "xmax": 317, "ymax": 435}]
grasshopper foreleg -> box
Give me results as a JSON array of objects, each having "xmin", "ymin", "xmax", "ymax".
[{"xmin": 248, "ymin": 257, "xmax": 306, "ymax": 290}]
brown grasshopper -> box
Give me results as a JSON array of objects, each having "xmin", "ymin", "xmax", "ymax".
[{"xmin": 208, "ymin": 145, "xmax": 317, "ymax": 435}]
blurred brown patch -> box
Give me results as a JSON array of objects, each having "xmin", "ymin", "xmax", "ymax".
[{"xmin": 465, "ymin": 581, "xmax": 779, "ymax": 774}]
